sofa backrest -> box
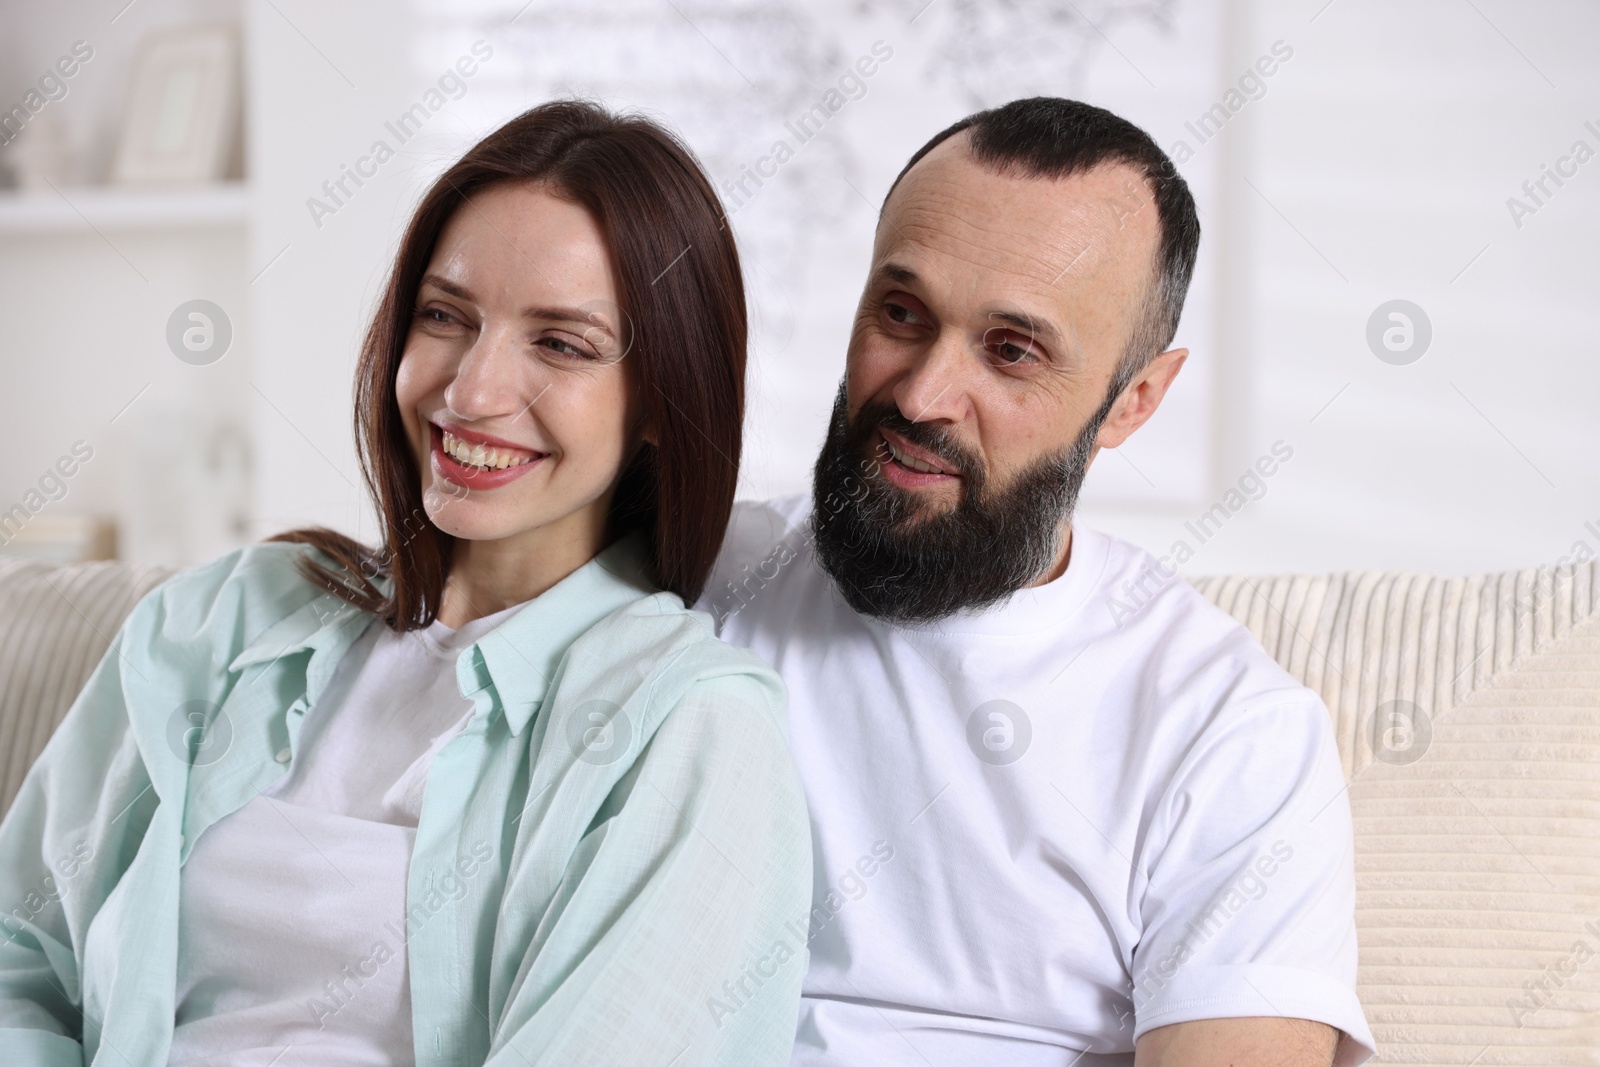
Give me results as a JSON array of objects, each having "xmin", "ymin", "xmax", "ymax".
[
  {"xmin": 1190, "ymin": 565, "xmax": 1600, "ymax": 1059},
  {"xmin": 0, "ymin": 557, "xmax": 174, "ymax": 817},
  {"xmin": 2, "ymin": 555, "xmax": 1597, "ymax": 1059}
]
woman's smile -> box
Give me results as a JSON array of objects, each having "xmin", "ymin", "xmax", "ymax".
[{"xmin": 429, "ymin": 421, "xmax": 547, "ymax": 490}]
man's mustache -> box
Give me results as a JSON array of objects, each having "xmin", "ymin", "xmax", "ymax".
[{"xmin": 853, "ymin": 401, "xmax": 977, "ymax": 482}]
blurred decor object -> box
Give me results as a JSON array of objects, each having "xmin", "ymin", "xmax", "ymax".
[
  {"xmin": 9, "ymin": 109, "xmax": 74, "ymax": 193},
  {"xmin": 111, "ymin": 24, "xmax": 240, "ymax": 186},
  {"xmin": 119, "ymin": 403, "xmax": 251, "ymax": 567},
  {"xmin": 0, "ymin": 514, "xmax": 116, "ymax": 565}
]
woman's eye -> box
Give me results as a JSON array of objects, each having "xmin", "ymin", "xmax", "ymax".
[
  {"xmin": 415, "ymin": 307, "xmax": 459, "ymax": 328},
  {"xmin": 538, "ymin": 336, "xmax": 592, "ymax": 360}
]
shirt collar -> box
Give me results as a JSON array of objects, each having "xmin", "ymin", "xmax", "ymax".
[
  {"xmin": 457, "ymin": 534, "xmax": 658, "ymax": 735},
  {"xmin": 227, "ymin": 588, "xmax": 374, "ymax": 705},
  {"xmin": 227, "ymin": 535, "xmax": 659, "ymax": 734}
]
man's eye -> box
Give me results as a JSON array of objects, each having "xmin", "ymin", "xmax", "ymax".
[
  {"xmin": 979, "ymin": 329, "xmax": 1043, "ymax": 367},
  {"xmin": 884, "ymin": 301, "xmax": 921, "ymax": 326}
]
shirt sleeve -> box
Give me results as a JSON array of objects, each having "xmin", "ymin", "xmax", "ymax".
[
  {"xmin": 0, "ymin": 599, "xmax": 160, "ymax": 1067},
  {"xmin": 485, "ymin": 671, "xmax": 813, "ymax": 1066},
  {"xmin": 1130, "ymin": 695, "xmax": 1377, "ymax": 1066}
]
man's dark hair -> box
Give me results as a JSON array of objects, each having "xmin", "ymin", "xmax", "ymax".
[{"xmin": 884, "ymin": 97, "xmax": 1200, "ymax": 394}]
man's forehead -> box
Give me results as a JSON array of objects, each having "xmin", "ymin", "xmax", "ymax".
[{"xmin": 876, "ymin": 135, "xmax": 1159, "ymax": 301}]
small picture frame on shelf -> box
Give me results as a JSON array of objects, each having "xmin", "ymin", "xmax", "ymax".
[{"xmin": 111, "ymin": 24, "xmax": 240, "ymax": 186}]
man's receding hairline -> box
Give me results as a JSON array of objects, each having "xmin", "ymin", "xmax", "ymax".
[
  {"xmin": 874, "ymin": 97, "xmax": 1199, "ymax": 379},
  {"xmin": 877, "ymin": 134, "xmax": 1163, "ymax": 290},
  {"xmin": 880, "ymin": 132, "xmax": 1158, "ymax": 230},
  {"xmin": 874, "ymin": 136, "xmax": 1166, "ymax": 382}
]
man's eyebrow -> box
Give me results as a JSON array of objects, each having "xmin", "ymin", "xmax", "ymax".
[
  {"xmin": 870, "ymin": 262, "xmax": 1069, "ymax": 356},
  {"xmin": 870, "ymin": 262, "xmax": 921, "ymax": 288},
  {"xmin": 418, "ymin": 273, "xmax": 612, "ymax": 333},
  {"xmin": 985, "ymin": 307, "xmax": 1063, "ymax": 350}
]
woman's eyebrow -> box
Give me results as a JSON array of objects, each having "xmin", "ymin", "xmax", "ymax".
[
  {"xmin": 520, "ymin": 305, "xmax": 612, "ymax": 333},
  {"xmin": 420, "ymin": 273, "xmax": 475, "ymax": 301},
  {"xmin": 420, "ymin": 274, "xmax": 612, "ymax": 333}
]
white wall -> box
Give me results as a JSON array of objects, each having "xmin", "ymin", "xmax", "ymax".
[
  {"xmin": 240, "ymin": 0, "xmax": 1225, "ymax": 550},
  {"xmin": 3, "ymin": 0, "xmax": 1595, "ymax": 577},
  {"xmin": 242, "ymin": 0, "xmax": 423, "ymax": 545},
  {"xmin": 0, "ymin": 0, "xmax": 250, "ymax": 565},
  {"xmin": 0, "ymin": 226, "xmax": 251, "ymax": 563},
  {"xmin": 1082, "ymin": 0, "xmax": 1600, "ymax": 576}
]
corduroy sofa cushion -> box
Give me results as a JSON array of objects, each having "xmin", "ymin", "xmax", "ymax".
[
  {"xmin": 1, "ymin": 556, "xmax": 1597, "ymax": 1061},
  {"xmin": 0, "ymin": 557, "xmax": 173, "ymax": 817},
  {"xmin": 1190, "ymin": 563, "xmax": 1600, "ymax": 1063}
]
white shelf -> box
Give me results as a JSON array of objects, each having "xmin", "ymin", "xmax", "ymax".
[{"xmin": 0, "ymin": 183, "xmax": 249, "ymax": 234}]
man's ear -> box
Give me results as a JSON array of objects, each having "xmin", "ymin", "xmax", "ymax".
[{"xmin": 1095, "ymin": 347, "xmax": 1187, "ymax": 450}]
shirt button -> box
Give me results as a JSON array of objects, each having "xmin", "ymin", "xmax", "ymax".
[
  {"xmin": 275, "ymin": 748, "xmax": 292, "ymax": 763},
  {"xmin": 178, "ymin": 834, "xmax": 186, "ymax": 848}
]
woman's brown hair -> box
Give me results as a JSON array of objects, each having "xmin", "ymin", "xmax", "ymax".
[{"xmin": 271, "ymin": 100, "xmax": 746, "ymax": 626}]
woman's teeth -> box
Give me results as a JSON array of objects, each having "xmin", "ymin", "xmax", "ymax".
[{"xmin": 441, "ymin": 429, "xmax": 535, "ymax": 471}]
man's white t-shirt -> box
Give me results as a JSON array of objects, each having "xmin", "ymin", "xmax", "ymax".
[{"xmin": 699, "ymin": 496, "xmax": 1375, "ymax": 1066}]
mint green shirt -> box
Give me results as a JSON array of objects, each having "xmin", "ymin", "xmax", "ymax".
[{"xmin": 0, "ymin": 537, "xmax": 812, "ymax": 1066}]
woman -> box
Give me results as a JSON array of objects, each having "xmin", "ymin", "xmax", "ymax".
[{"xmin": 0, "ymin": 101, "xmax": 811, "ymax": 1065}]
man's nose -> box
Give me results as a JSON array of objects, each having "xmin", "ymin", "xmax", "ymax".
[{"xmin": 891, "ymin": 329, "xmax": 971, "ymax": 424}]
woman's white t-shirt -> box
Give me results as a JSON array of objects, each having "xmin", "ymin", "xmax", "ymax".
[{"xmin": 168, "ymin": 600, "xmax": 525, "ymax": 1067}]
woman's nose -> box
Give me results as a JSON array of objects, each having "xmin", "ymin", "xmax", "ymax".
[{"xmin": 442, "ymin": 326, "xmax": 530, "ymax": 420}]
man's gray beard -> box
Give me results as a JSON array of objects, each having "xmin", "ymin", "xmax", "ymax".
[{"xmin": 810, "ymin": 381, "xmax": 1114, "ymax": 624}]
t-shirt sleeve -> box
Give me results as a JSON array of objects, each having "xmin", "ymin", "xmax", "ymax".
[{"xmin": 1130, "ymin": 693, "xmax": 1377, "ymax": 1065}]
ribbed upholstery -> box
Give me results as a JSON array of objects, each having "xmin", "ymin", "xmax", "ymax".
[
  {"xmin": 0, "ymin": 558, "xmax": 1596, "ymax": 1060},
  {"xmin": 0, "ymin": 557, "xmax": 173, "ymax": 817},
  {"xmin": 1191, "ymin": 563, "xmax": 1600, "ymax": 1063}
]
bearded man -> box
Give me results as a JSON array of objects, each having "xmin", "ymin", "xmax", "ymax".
[{"xmin": 700, "ymin": 97, "xmax": 1374, "ymax": 1066}]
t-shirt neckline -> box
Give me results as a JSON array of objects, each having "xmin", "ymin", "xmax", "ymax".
[
  {"xmin": 420, "ymin": 598, "xmax": 531, "ymax": 654},
  {"xmin": 848, "ymin": 522, "xmax": 1112, "ymax": 638}
]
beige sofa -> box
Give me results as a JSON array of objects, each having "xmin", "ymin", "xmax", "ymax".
[{"xmin": 2, "ymin": 556, "xmax": 1597, "ymax": 1061}]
